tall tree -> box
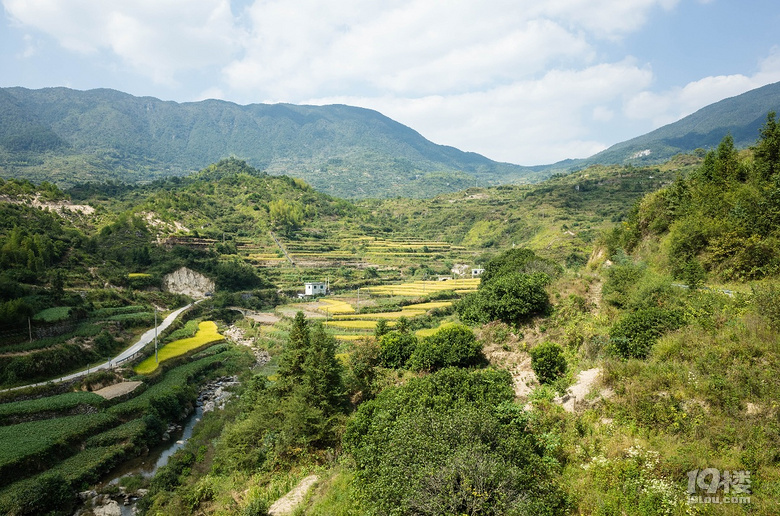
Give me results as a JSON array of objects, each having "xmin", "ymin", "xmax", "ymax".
[
  {"xmin": 275, "ymin": 311, "xmax": 309, "ymax": 397},
  {"xmin": 754, "ymin": 111, "xmax": 780, "ymax": 181}
]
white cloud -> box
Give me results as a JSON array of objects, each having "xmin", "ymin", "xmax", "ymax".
[
  {"xmin": 3, "ymin": 0, "xmax": 242, "ymax": 84},
  {"xmin": 311, "ymin": 60, "xmax": 653, "ymax": 164},
  {"xmin": 7, "ymin": 0, "xmax": 774, "ymax": 165},
  {"xmin": 625, "ymin": 47, "xmax": 780, "ymax": 128}
]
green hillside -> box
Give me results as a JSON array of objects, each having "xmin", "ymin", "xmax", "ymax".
[
  {"xmin": 0, "ymin": 87, "xmax": 536, "ymax": 198},
  {"xmin": 2, "ymin": 120, "xmax": 780, "ymax": 514},
  {"xmin": 566, "ymin": 81, "xmax": 780, "ymax": 168}
]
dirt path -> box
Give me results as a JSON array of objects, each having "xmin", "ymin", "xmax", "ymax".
[
  {"xmin": 268, "ymin": 475, "xmax": 318, "ymax": 516},
  {"xmin": 556, "ymin": 367, "xmax": 611, "ymax": 412},
  {"xmin": 93, "ymin": 381, "xmax": 143, "ymax": 400}
]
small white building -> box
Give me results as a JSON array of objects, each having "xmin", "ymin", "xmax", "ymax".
[
  {"xmin": 471, "ymin": 268, "xmax": 485, "ymax": 278},
  {"xmin": 304, "ymin": 281, "xmax": 328, "ymax": 296}
]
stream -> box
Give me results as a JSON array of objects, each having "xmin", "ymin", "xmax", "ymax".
[{"xmin": 77, "ymin": 376, "xmax": 239, "ymax": 516}]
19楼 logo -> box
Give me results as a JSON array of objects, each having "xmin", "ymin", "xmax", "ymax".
[{"xmin": 687, "ymin": 468, "xmax": 751, "ymax": 504}]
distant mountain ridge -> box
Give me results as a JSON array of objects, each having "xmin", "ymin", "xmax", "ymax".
[
  {"xmin": 2, "ymin": 82, "xmax": 780, "ymax": 197},
  {"xmin": 551, "ymin": 81, "xmax": 780, "ymax": 170},
  {"xmin": 0, "ymin": 87, "xmax": 536, "ymax": 198}
]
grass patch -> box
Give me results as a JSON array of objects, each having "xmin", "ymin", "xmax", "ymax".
[
  {"xmin": 134, "ymin": 321, "xmax": 224, "ymax": 375},
  {"xmin": 415, "ymin": 321, "xmax": 459, "ymax": 338},
  {"xmin": 32, "ymin": 307, "xmax": 71, "ymax": 323}
]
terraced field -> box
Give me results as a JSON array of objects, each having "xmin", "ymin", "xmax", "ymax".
[
  {"xmin": 134, "ymin": 321, "xmax": 225, "ymax": 374},
  {"xmin": 365, "ymin": 278, "xmax": 480, "ymax": 296},
  {"xmin": 0, "ymin": 345, "xmax": 242, "ymax": 515}
]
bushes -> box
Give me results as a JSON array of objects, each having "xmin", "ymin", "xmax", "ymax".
[
  {"xmin": 457, "ymin": 248, "xmax": 556, "ymax": 328},
  {"xmin": 609, "ymin": 308, "xmax": 686, "ymax": 359},
  {"xmin": 530, "ymin": 342, "xmax": 567, "ymax": 385},
  {"xmin": 377, "ymin": 331, "xmax": 417, "ymax": 368},
  {"xmin": 407, "ymin": 324, "xmax": 483, "ymax": 372},
  {"xmin": 753, "ymin": 282, "xmax": 780, "ymax": 330},
  {"xmin": 458, "ymin": 272, "xmax": 551, "ymax": 327},
  {"xmin": 378, "ymin": 325, "xmax": 484, "ymax": 372},
  {"xmin": 343, "ymin": 368, "xmax": 568, "ymax": 514}
]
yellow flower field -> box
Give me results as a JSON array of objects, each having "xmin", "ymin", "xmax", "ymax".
[{"xmin": 134, "ymin": 321, "xmax": 224, "ymax": 374}]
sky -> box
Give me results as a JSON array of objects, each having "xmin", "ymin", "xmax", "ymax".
[{"xmin": 2, "ymin": 0, "xmax": 780, "ymax": 166}]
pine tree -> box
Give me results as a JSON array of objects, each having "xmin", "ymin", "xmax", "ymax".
[{"xmin": 275, "ymin": 311, "xmax": 309, "ymax": 397}]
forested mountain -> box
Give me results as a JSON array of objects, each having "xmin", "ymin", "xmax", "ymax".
[
  {"xmin": 3, "ymin": 83, "xmax": 780, "ymax": 197},
  {"xmin": 555, "ymin": 80, "xmax": 780, "ymax": 169},
  {"xmin": 0, "ymin": 87, "xmax": 535, "ymax": 198}
]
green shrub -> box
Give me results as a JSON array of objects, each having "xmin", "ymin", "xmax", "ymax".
[
  {"xmin": 608, "ymin": 308, "xmax": 685, "ymax": 359},
  {"xmin": 753, "ymin": 282, "xmax": 780, "ymax": 331},
  {"xmin": 457, "ymin": 272, "xmax": 551, "ymax": 328},
  {"xmin": 407, "ymin": 324, "xmax": 483, "ymax": 372},
  {"xmin": 529, "ymin": 342, "xmax": 567, "ymax": 384},
  {"xmin": 343, "ymin": 368, "xmax": 568, "ymax": 514},
  {"xmin": 377, "ymin": 331, "xmax": 417, "ymax": 368}
]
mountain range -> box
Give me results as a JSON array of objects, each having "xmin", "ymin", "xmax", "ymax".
[{"xmin": 2, "ymin": 82, "xmax": 780, "ymax": 197}]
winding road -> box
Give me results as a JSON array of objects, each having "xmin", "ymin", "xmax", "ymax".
[{"xmin": 2, "ymin": 301, "xmax": 200, "ymax": 392}]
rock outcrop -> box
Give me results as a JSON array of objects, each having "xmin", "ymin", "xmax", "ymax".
[{"xmin": 163, "ymin": 267, "xmax": 215, "ymax": 299}]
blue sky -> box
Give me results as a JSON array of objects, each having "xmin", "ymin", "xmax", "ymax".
[{"xmin": 2, "ymin": 0, "xmax": 779, "ymax": 165}]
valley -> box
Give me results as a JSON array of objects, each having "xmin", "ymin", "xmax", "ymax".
[{"xmin": 0, "ymin": 115, "xmax": 779, "ymax": 515}]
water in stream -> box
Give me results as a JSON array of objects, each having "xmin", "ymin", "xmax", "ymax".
[{"xmin": 82, "ymin": 376, "xmax": 238, "ymax": 515}]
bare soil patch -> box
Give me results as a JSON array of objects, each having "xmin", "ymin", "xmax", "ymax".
[
  {"xmin": 555, "ymin": 367, "xmax": 612, "ymax": 412},
  {"xmin": 93, "ymin": 381, "xmax": 143, "ymax": 400}
]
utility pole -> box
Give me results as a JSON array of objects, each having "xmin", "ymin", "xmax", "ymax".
[
  {"xmin": 357, "ymin": 287, "xmax": 360, "ymax": 313},
  {"xmin": 154, "ymin": 308, "xmax": 158, "ymax": 364}
]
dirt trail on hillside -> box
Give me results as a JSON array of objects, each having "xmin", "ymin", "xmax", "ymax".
[
  {"xmin": 268, "ymin": 475, "xmax": 319, "ymax": 516},
  {"xmin": 556, "ymin": 367, "xmax": 612, "ymax": 412}
]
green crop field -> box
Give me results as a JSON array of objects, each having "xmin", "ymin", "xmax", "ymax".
[
  {"xmin": 0, "ymin": 391, "xmax": 104, "ymax": 423},
  {"xmin": 0, "ymin": 412, "xmax": 116, "ymax": 475},
  {"xmin": 32, "ymin": 307, "xmax": 71, "ymax": 323}
]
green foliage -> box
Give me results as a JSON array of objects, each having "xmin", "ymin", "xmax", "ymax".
[
  {"xmin": 0, "ymin": 391, "xmax": 104, "ymax": 424},
  {"xmin": 0, "ymin": 471, "xmax": 74, "ymax": 516},
  {"xmin": 752, "ymin": 282, "xmax": 780, "ymax": 331},
  {"xmin": 529, "ymin": 342, "xmax": 567, "ymax": 384},
  {"xmin": 214, "ymin": 258, "xmax": 270, "ymax": 291},
  {"xmin": 458, "ymin": 271, "xmax": 551, "ymax": 327},
  {"xmin": 374, "ymin": 318, "xmax": 389, "ymax": 338},
  {"xmin": 601, "ymin": 257, "xmax": 646, "ymax": 309},
  {"xmin": 218, "ymin": 312, "xmax": 345, "ymax": 472},
  {"xmin": 457, "ymin": 248, "xmax": 555, "ymax": 328},
  {"xmin": 344, "ymin": 368, "xmax": 568, "ymax": 514},
  {"xmin": 269, "ymin": 199, "xmax": 304, "ymax": 236},
  {"xmin": 610, "ymin": 120, "xmax": 780, "ymax": 281},
  {"xmin": 480, "ymin": 247, "xmax": 562, "ymax": 284},
  {"xmin": 0, "ymin": 412, "xmax": 117, "ymax": 488},
  {"xmin": 407, "ymin": 324, "xmax": 483, "ymax": 372},
  {"xmin": 608, "ymin": 308, "xmax": 685, "ymax": 359},
  {"xmin": 377, "ymin": 330, "xmax": 418, "ymax": 368}
]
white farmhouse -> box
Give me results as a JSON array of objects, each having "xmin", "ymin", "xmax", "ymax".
[{"xmin": 304, "ymin": 281, "xmax": 328, "ymax": 296}]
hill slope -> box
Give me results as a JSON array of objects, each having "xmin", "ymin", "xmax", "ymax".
[
  {"xmin": 0, "ymin": 87, "xmax": 535, "ymax": 198},
  {"xmin": 570, "ymin": 81, "xmax": 780, "ymax": 168}
]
